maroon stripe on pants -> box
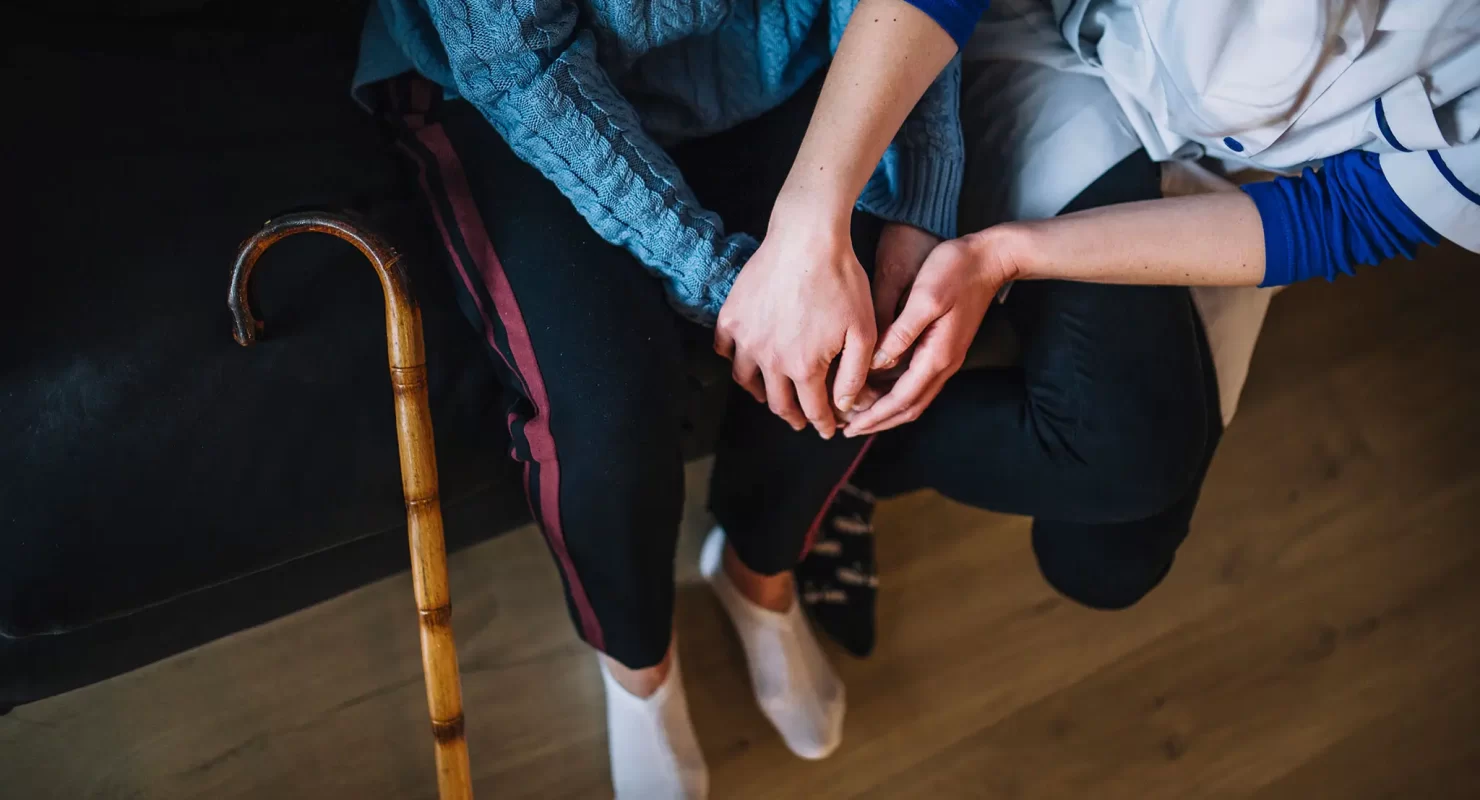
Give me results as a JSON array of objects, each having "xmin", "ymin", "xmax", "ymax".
[
  {"xmin": 395, "ymin": 100, "xmax": 606, "ymax": 653},
  {"xmin": 800, "ymin": 436, "xmax": 877, "ymax": 559}
]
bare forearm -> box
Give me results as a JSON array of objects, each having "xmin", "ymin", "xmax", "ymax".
[
  {"xmin": 995, "ymin": 192, "xmax": 1268, "ymax": 287},
  {"xmin": 775, "ymin": 0, "xmax": 957, "ymax": 225}
]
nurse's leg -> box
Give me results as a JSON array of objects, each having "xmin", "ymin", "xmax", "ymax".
[
  {"xmin": 860, "ymin": 151, "xmax": 1224, "ymax": 608},
  {"xmin": 758, "ymin": 152, "xmax": 1221, "ymax": 633},
  {"xmin": 785, "ymin": 42, "xmax": 1178, "ymax": 646}
]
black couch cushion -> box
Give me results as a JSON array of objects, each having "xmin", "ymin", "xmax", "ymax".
[{"xmin": 1, "ymin": 6, "xmax": 520, "ymax": 641}]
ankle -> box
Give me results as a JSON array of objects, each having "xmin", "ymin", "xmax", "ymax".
[
  {"xmin": 723, "ymin": 545, "xmax": 794, "ymax": 613},
  {"xmin": 604, "ymin": 642, "xmax": 674, "ymax": 699}
]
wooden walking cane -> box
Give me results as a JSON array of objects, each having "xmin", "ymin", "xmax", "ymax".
[{"xmin": 226, "ymin": 211, "xmax": 474, "ymax": 800}]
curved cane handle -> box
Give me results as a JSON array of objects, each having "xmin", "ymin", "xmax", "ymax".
[
  {"xmin": 228, "ymin": 211, "xmax": 425, "ymax": 374},
  {"xmin": 225, "ymin": 211, "xmax": 472, "ymax": 800}
]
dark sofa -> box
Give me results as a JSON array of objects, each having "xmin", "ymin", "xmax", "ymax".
[{"xmin": 0, "ymin": 2, "xmax": 727, "ymax": 710}]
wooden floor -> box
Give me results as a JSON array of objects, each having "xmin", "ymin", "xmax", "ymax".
[{"xmin": 4, "ymin": 247, "xmax": 1479, "ymax": 799}]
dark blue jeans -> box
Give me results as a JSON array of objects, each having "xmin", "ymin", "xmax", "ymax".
[{"xmin": 711, "ymin": 151, "xmax": 1223, "ymax": 611}]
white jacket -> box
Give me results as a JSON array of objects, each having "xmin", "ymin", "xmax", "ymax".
[
  {"xmin": 1055, "ymin": 0, "xmax": 1480, "ymax": 249},
  {"xmin": 962, "ymin": 0, "xmax": 1480, "ymax": 423}
]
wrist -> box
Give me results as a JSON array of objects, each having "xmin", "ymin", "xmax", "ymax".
[
  {"xmin": 964, "ymin": 223, "xmax": 1031, "ymax": 284},
  {"xmin": 769, "ymin": 197, "xmax": 853, "ymax": 244},
  {"xmin": 772, "ymin": 179, "xmax": 855, "ymax": 234}
]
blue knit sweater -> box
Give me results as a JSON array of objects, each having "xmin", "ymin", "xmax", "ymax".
[{"xmin": 354, "ymin": 0, "xmax": 970, "ymax": 324}]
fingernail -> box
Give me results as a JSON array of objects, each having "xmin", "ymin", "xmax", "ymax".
[
  {"xmin": 837, "ymin": 394, "xmax": 855, "ymax": 413},
  {"xmin": 871, "ymin": 352, "xmax": 893, "ymax": 370},
  {"xmin": 842, "ymin": 427, "xmax": 858, "ymax": 438},
  {"xmin": 791, "ymin": 422, "xmax": 805, "ymax": 432},
  {"xmin": 819, "ymin": 428, "xmax": 834, "ymax": 440}
]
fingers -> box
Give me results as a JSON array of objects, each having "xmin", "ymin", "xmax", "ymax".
[
  {"xmin": 722, "ymin": 320, "xmax": 844, "ymax": 436},
  {"xmin": 871, "ymin": 288, "xmax": 946, "ymax": 373},
  {"xmin": 763, "ymin": 372, "xmax": 808, "ymax": 433},
  {"xmin": 832, "ymin": 323, "xmax": 875, "ymax": 414},
  {"xmin": 872, "ymin": 223, "xmax": 942, "ymax": 358},
  {"xmin": 837, "ymin": 383, "xmax": 882, "ymax": 425},
  {"xmin": 731, "ymin": 351, "xmax": 766, "ymax": 404},
  {"xmin": 714, "ymin": 325, "xmax": 736, "ymax": 361},
  {"xmin": 846, "ymin": 371, "xmax": 950, "ymax": 437},
  {"xmin": 843, "ymin": 358, "xmax": 935, "ymax": 436},
  {"xmin": 845, "ymin": 327, "xmax": 957, "ymax": 436},
  {"xmin": 718, "ymin": 319, "xmax": 765, "ymax": 404},
  {"xmin": 793, "ymin": 360, "xmax": 839, "ymax": 439}
]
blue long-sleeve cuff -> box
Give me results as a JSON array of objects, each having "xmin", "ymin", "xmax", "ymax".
[
  {"xmin": 1243, "ymin": 150, "xmax": 1440, "ymax": 288},
  {"xmin": 899, "ymin": 0, "xmax": 991, "ymax": 49}
]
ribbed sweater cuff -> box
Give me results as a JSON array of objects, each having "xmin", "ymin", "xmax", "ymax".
[{"xmin": 856, "ymin": 150, "xmax": 963, "ymax": 240}]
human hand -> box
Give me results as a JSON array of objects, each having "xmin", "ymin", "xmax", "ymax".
[
  {"xmin": 843, "ymin": 229, "xmax": 1020, "ymax": 437},
  {"xmin": 872, "ymin": 222, "xmax": 942, "ymax": 341},
  {"xmin": 835, "ymin": 223, "xmax": 939, "ymax": 425},
  {"xmin": 715, "ymin": 214, "xmax": 876, "ymax": 439}
]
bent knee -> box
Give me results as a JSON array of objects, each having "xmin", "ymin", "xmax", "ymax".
[
  {"xmin": 1031, "ymin": 520, "xmax": 1184, "ymax": 610},
  {"xmin": 1040, "ymin": 556, "xmax": 1174, "ymax": 610},
  {"xmin": 1093, "ymin": 439, "xmax": 1205, "ymax": 522}
]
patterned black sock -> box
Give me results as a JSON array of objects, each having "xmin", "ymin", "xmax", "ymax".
[{"xmin": 794, "ymin": 483, "xmax": 878, "ymax": 658}]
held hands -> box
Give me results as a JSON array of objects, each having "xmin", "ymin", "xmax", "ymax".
[
  {"xmin": 716, "ymin": 221, "xmax": 1020, "ymax": 439},
  {"xmin": 715, "ymin": 215, "xmax": 875, "ymax": 439},
  {"xmin": 841, "ymin": 231, "xmax": 1009, "ymax": 436},
  {"xmin": 833, "ymin": 223, "xmax": 942, "ymax": 419}
]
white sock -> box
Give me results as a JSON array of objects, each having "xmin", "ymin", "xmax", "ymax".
[
  {"xmin": 700, "ymin": 527, "xmax": 845, "ymax": 760},
  {"xmin": 601, "ymin": 649, "xmax": 709, "ymax": 800}
]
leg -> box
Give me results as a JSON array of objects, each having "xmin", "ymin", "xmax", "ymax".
[
  {"xmin": 670, "ymin": 74, "xmax": 867, "ymax": 759},
  {"xmin": 735, "ymin": 35, "xmax": 1218, "ymax": 646},
  {"xmin": 718, "ymin": 152, "xmax": 1221, "ymax": 617},
  {"xmin": 1029, "ymin": 407, "xmax": 1221, "ymax": 611},
  {"xmin": 686, "ymin": 79, "xmax": 894, "ymax": 658},
  {"xmin": 676, "ymin": 71, "xmax": 888, "ymax": 578},
  {"xmin": 868, "ymin": 48, "xmax": 1223, "ymax": 609},
  {"xmin": 393, "ymin": 88, "xmax": 689, "ymax": 670},
  {"xmin": 383, "ymin": 80, "xmax": 705, "ymax": 797},
  {"xmin": 861, "ymin": 154, "xmax": 1223, "ymax": 608}
]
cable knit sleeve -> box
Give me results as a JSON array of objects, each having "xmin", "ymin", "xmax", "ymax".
[
  {"xmin": 424, "ymin": 0, "xmax": 755, "ymax": 325},
  {"xmin": 829, "ymin": 0, "xmax": 967, "ymax": 239}
]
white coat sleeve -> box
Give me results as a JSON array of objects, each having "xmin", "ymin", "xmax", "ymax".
[{"xmin": 1381, "ymin": 139, "xmax": 1480, "ymax": 252}]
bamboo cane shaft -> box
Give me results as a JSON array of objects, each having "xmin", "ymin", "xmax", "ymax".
[
  {"xmin": 226, "ymin": 211, "xmax": 473, "ymax": 800},
  {"xmin": 394, "ymin": 364, "xmax": 472, "ymax": 800}
]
